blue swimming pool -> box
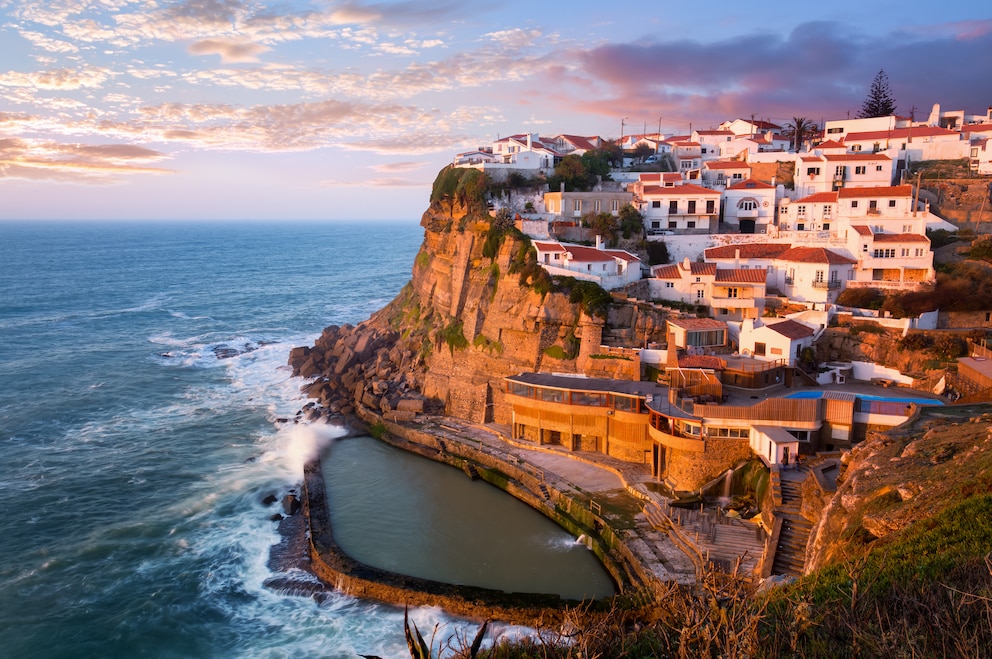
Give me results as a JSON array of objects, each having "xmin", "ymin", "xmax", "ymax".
[{"xmin": 784, "ymin": 391, "xmax": 943, "ymax": 406}]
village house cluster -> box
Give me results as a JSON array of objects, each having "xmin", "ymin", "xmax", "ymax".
[{"xmin": 449, "ymin": 102, "xmax": 991, "ymax": 497}]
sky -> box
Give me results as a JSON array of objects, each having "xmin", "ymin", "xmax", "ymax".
[{"xmin": 0, "ymin": 1, "xmax": 990, "ymax": 221}]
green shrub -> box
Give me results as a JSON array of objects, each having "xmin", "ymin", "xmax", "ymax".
[
  {"xmin": 438, "ymin": 320, "xmax": 469, "ymax": 352},
  {"xmin": 542, "ymin": 345, "xmax": 568, "ymax": 360},
  {"xmin": 369, "ymin": 420, "xmax": 387, "ymax": 440}
]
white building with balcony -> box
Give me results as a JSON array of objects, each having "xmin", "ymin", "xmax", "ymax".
[
  {"xmin": 533, "ymin": 238, "xmax": 642, "ymax": 290},
  {"xmin": 639, "ymin": 183, "xmax": 721, "ymax": 234},
  {"xmin": 722, "ymin": 179, "xmax": 777, "ymax": 233}
]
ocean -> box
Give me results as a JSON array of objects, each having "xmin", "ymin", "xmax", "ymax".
[{"xmin": 0, "ymin": 220, "xmax": 513, "ymax": 658}]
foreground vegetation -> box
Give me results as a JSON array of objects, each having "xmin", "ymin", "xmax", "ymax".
[{"xmin": 381, "ymin": 491, "xmax": 992, "ymax": 658}]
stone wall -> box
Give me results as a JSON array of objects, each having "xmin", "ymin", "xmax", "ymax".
[{"xmin": 663, "ymin": 437, "xmax": 752, "ymax": 492}]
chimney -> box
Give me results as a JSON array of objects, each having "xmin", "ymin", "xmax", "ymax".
[
  {"xmin": 735, "ymin": 248, "xmax": 741, "ymax": 267},
  {"xmin": 527, "ymin": 133, "xmax": 533, "ymax": 150},
  {"xmin": 682, "ymin": 256, "xmax": 691, "ymax": 270},
  {"xmin": 596, "ymin": 235, "xmax": 603, "ymax": 250}
]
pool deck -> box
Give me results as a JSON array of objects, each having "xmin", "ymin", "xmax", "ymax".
[{"xmin": 722, "ymin": 380, "xmax": 947, "ymax": 407}]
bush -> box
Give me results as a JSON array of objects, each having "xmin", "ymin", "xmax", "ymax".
[
  {"xmin": 836, "ymin": 287, "xmax": 884, "ymax": 310},
  {"xmin": 438, "ymin": 321, "xmax": 469, "ymax": 352},
  {"xmin": 645, "ymin": 240, "xmax": 670, "ymax": 266}
]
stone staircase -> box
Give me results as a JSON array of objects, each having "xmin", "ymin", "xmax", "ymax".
[{"xmin": 770, "ymin": 475, "xmax": 813, "ymax": 577}]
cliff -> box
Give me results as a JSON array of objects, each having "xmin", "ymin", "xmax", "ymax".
[{"xmin": 289, "ymin": 175, "xmax": 670, "ymax": 426}]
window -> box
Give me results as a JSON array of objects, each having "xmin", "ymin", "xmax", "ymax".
[
  {"xmin": 797, "ymin": 223, "xmax": 805, "ymax": 231},
  {"xmin": 827, "ymin": 127, "xmax": 843, "ymax": 134},
  {"xmin": 915, "ymin": 248, "xmax": 925, "ymax": 257},
  {"xmin": 796, "ymin": 205, "xmax": 807, "ymax": 217},
  {"xmin": 665, "ymin": 282, "xmax": 674, "ymax": 288},
  {"xmin": 696, "ymin": 289, "xmax": 705, "ymax": 299},
  {"xmin": 701, "ymin": 147, "xmax": 707, "ymax": 154},
  {"xmin": 573, "ymin": 199, "xmax": 582, "ymax": 212},
  {"xmin": 688, "ymin": 200, "xmax": 697, "ymax": 213},
  {"xmin": 706, "ymin": 200, "xmax": 715, "ymax": 213},
  {"xmin": 862, "ymin": 243, "xmax": 868, "ymax": 252},
  {"xmin": 741, "ymin": 200, "xmax": 757, "ymax": 211},
  {"xmin": 869, "ymin": 200, "xmax": 878, "ymax": 210},
  {"xmin": 727, "ymin": 287, "xmax": 739, "ymax": 298},
  {"xmin": 876, "ymin": 165, "xmax": 884, "ymax": 172},
  {"xmin": 889, "ymin": 199, "xmax": 897, "ymax": 207},
  {"xmin": 612, "ymin": 199, "xmax": 619, "ymax": 212},
  {"xmin": 823, "ymin": 223, "xmax": 830, "ymax": 230},
  {"xmin": 855, "ymin": 165, "xmax": 866, "ymax": 175},
  {"xmin": 687, "ymin": 221, "xmax": 696, "ymax": 228},
  {"xmin": 815, "ymin": 270, "xmax": 824, "ymax": 283},
  {"xmin": 873, "ymin": 249, "xmax": 896, "ymax": 258},
  {"xmin": 594, "ymin": 200, "xmax": 601, "ymax": 213},
  {"xmin": 823, "ymin": 205, "xmax": 832, "ymax": 217},
  {"xmin": 901, "ymin": 248, "xmax": 910, "ymax": 257},
  {"xmin": 668, "ymin": 221, "xmax": 677, "ymax": 228},
  {"xmin": 852, "ymin": 144, "xmax": 862, "ymax": 151},
  {"xmin": 807, "ymin": 167, "xmax": 820, "ymax": 176},
  {"xmin": 835, "ymin": 165, "xmax": 845, "ymax": 176},
  {"xmin": 754, "ymin": 342, "xmax": 766, "ymax": 356},
  {"xmin": 652, "ymin": 200, "xmax": 661, "ymax": 208},
  {"xmin": 669, "ymin": 200, "xmax": 678, "ymax": 213},
  {"xmin": 902, "ymin": 225, "xmax": 912, "ymax": 233},
  {"xmin": 851, "ymin": 200, "xmax": 859, "ymax": 208},
  {"xmin": 732, "ymin": 172, "xmax": 743, "ymax": 179},
  {"xmin": 695, "ymin": 277, "xmax": 701, "ymax": 283}
]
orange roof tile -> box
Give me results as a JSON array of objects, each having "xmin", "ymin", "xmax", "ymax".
[
  {"xmin": 838, "ymin": 185, "xmax": 912, "ymax": 198},
  {"xmin": 844, "ymin": 126, "xmax": 960, "ymax": 142},
  {"xmin": 715, "ymin": 269, "xmax": 767, "ymax": 283},
  {"xmin": 642, "ymin": 183, "xmax": 720, "ymax": 197},
  {"xmin": 824, "ymin": 153, "xmax": 891, "ymax": 161},
  {"xmin": 704, "ymin": 244, "xmax": 792, "ymax": 259},
  {"xmin": 668, "ymin": 317, "xmax": 729, "ymax": 331},
  {"xmin": 652, "ymin": 264, "xmax": 682, "ymax": 279},
  {"xmin": 767, "ymin": 319, "xmax": 815, "ymax": 340},
  {"xmin": 778, "ymin": 246, "xmax": 857, "ymax": 265},
  {"xmin": 852, "ymin": 225, "xmax": 873, "ymax": 236},
  {"xmin": 793, "ymin": 191, "xmax": 838, "ymax": 203},
  {"xmin": 705, "ymin": 161, "xmax": 751, "ymax": 169},
  {"xmin": 814, "ymin": 140, "xmax": 846, "ymax": 149},
  {"xmin": 872, "ymin": 233, "xmax": 930, "ymax": 243}
]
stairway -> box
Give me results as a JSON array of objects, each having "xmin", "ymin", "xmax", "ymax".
[{"xmin": 771, "ymin": 476, "xmax": 813, "ymax": 577}]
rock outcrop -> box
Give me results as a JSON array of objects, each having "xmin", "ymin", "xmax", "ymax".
[{"xmin": 289, "ymin": 191, "xmax": 671, "ymax": 426}]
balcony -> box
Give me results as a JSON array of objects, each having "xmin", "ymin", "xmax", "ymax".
[
  {"xmin": 709, "ymin": 295, "xmax": 759, "ymax": 309},
  {"xmin": 737, "ymin": 208, "xmax": 759, "ymax": 219},
  {"xmin": 784, "ymin": 277, "xmax": 794, "ymax": 285},
  {"xmin": 812, "ymin": 280, "xmax": 842, "ymax": 289}
]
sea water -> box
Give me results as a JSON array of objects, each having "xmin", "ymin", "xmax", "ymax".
[{"xmin": 0, "ymin": 221, "xmax": 578, "ymax": 658}]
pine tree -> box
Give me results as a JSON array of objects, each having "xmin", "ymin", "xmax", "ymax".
[{"xmin": 857, "ymin": 69, "xmax": 896, "ymax": 118}]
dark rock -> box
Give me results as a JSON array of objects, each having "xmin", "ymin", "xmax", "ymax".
[
  {"xmin": 270, "ymin": 513, "xmax": 285, "ymax": 522},
  {"xmin": 262, "ymin": 494, "xmax": 278, "ymax": 506},
  {"xmin": 282, "ymin": 494, "xmax": 301, "ymax": 516}
]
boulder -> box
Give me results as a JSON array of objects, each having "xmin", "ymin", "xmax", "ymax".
[{"xmin": 282, "ymin": 494, "xmax": 301, "ymax": 516}]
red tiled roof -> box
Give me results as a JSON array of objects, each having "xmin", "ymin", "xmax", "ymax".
[
  {"xmin": 963, "ymin": 123, "xmax": 992, "ymax": 134},
  {"xmin": 673, "ymin": 141, "xmax": 701, "ymax": 147},
  {"xmin": 639, "ymin": 173, "xmax": 663, "ymax": 182},
  {"xmin": 727, "ymin": 179, "xmax": 774, "ymax": 190},
  {"xmin": 642, "ymin": 183, "xmax": 720, "ymax": 196},
  {"xmin": 652, "ymin": 264, "xmax": 682, "ymax": 279},
  {"xmin": 695, "ymin": 130, "xmax": 734, "ymax": 136},
  {"xmin": 767, "ymin": 319, "xmax": 815, "ymax": 340},
  {"xmin": 778, "ymin": 246, "xmax": 858, "ymax": 265},
  {"xmin": 557, "ymin": 134, "xmax": 599, "ymax": 151},
  {"xmin": 800, "ymin": 155, "xmax": 826, "ymax": 162},
  {"xmin": 663, "ymin": 173, "xmax": 683, "ymax": 183},
  {"xmin": 872, "ymin": 233, "xmax": 930, "ymax": 243},
  {"xmin": 667, "ymin": 317, "xmax": 729, "ymax": 331},
  {"xmin": 838, "ymin": 185, "xmax": 912, "ymax": 198},
  {"xmin": 794, "ymin": 191, "xmax": 838, "ymax": 203},
  {"xmin": 687, "ymin": 262, "xmax": 717, "ymax": 276},
  {"xmin": 715, "ymin": 268, "xmax": 767, "ymax": 283},
  {"xmin": 823, "ymin": 153, "xmax": 891, "ymax": 161},
  {"xmin": 563, "ymin": 245, "xmax": 620, "ymax": 262},
  {"xmin": 603, "ymin": 249, "xmax": 641, "ymax": 263},
  {"xmin": 704, "ymin": 243, "xmax": 792, "ymax": 259},
  {"xmin": 534, "ymin": 241, "xmax": 566, "ymax": 252},
  {"xmin": 705, "ymin": 161, "xmax": 751, "ymax": 169},
  {"xmin": 843, "ymin": 126, "xmax": 960, "ymax": 142},
  {"xmin": 852, "ymin": 225, "xmax": 872, "ymax": 236},
  {"xmin": 814, "ymin": 140, "xmax": 846, "ymax": 149}
]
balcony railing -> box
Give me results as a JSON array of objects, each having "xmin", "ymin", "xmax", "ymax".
[{"xmin": 812, "ymin": 280, "xmax": 841, "ymax": 289}]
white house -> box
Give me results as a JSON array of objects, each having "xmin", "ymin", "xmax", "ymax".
[
  {"xmin": 692, "ymin": 130, "xmax": 736, "ymax": 161},
  {"xmin": 750, "ymin": 426, "xmax": 800, "ymax": 467},
  {"xmin": 533, "ymin": 238, "xmax": 642, "ymax": 290},
  {"xmin": 719, "ymin": 118, "xmax": 783, "ymax": 137},
  {"xmin": 639, "ymin": 183, "xmax": 721, "ymax": 234},
  {"xmin": 738, "ymin": 318, "xmax": 816, "ymax": 366},
  {"xmin": 722, "ymin": 179, "xmax": 777, "ymax": 233},
  {"xmin": 848, "ymin": 228, "xmax": 934, "ymax": 290},
  {"xmin": 649, "ymin": 259, "xmax": 767, "ymax": 321},
  {"xmin": 795, "ymin": 153, "xmax": 893, "ymax": 196},
  {"xmin": 771, "ymin": 247, "xmax": 858, "ymax": 305},
  {"xmin": 842, "ymin": 126, "xmax": 967, "ymax": 163},
  {"xmin": 701, "ymin": 161, "xmax": 750, "ymax": 189}
]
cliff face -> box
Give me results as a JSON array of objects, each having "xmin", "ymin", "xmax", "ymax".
[
  {"xmin": 804, "ymin": 404, "xmax": 992, "ymax": 574},
  {"xmin": 289, "ymin": 196, "xmax": 670, "ymax": 426}
]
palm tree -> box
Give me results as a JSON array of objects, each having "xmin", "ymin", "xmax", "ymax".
[{"xmin": 786, "ymin": 117, "xmax": 816, "ymax": 152}]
